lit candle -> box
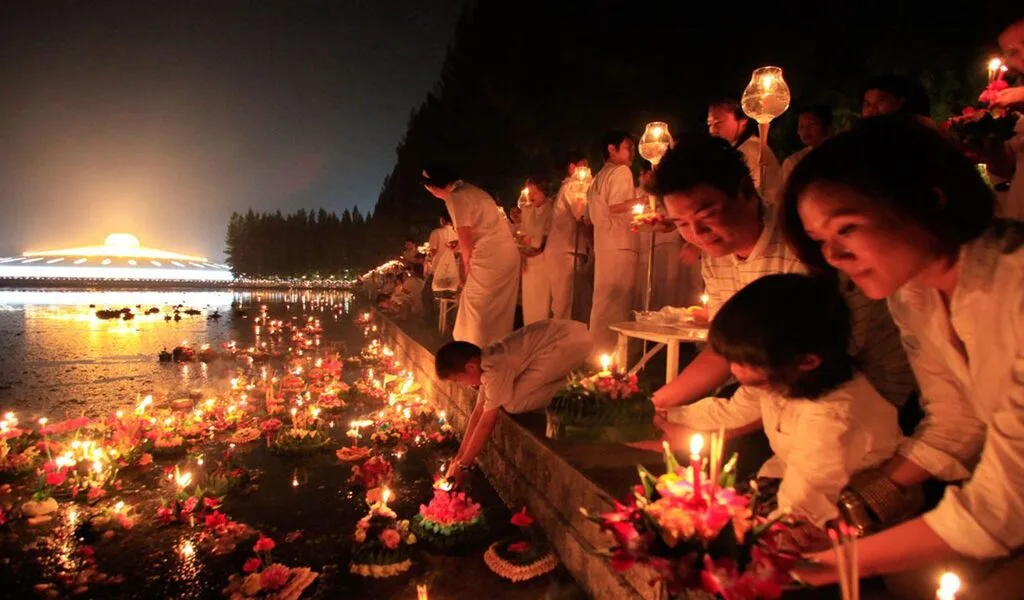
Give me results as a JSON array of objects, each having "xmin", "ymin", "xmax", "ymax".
[
  {"xmin": 599, "ymin": 353, "xmax": 612, "ymax": 375},
  {"xmin": 689, "ymin": 434, "xmax": 704, "ymax": 498},
  {"xmin": 936, "ymin": 572, "xmax": 960, "ymax": 600},
  {"xmin": 382, "ymin": 487, "xmax": 392, "ymax": 506},
  {"xmin": 438, "ymin": 411, "xmax": 447, "ymax": 426},
  {"xmin": 417, "ymin": 584, "xmax": 429, "ymax": 600},
  {"xmin": 988, "ymin": 57, "xmax": 1003, "ymax": 83},
  {"xmin": 700, "ymin": 293, "xmax": 709, "ymax": 308},
  {"xmin": 632, "ymin": 203, "xmax": 645, "ymax": 216}
]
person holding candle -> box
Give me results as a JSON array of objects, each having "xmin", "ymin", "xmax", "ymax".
[
  {"xmin": 519, "ymin": 172, "xmax": 554, "ymax": 324},
  {"xmin": 988, "ymin": 16, "xmax": 1024, "ymax": 220},
  {"xmin": 656, "ymin": 273, "xmax": 904, "ymax": 550},
  {"xmin": 435, "ymin": 319, "xmax": 592, "ymax": 478},
  {"xmin": 780, "ymin": 116, "xmax": 1023, "ymax": 593},
  {"xmin": 708, "ymin": 98, "xmax": 782, "ymax": 205},
  {"xmin": 648, "ymin": 135, "xmax": 914, "ymax": 415},
  {"xmin": 780, "ymin": 104, "xmax": 833, "ymax": 185},
  {"xmin": 546, "ymin": 152, "xmax": 593, "ymax": 322},
  {"xmin": 423, "ymin": 164, "xmax": 520, "ymax": 347},
  {"xmin": 588, "ymin": 130, "xmax": 639, "ymax": 355}
]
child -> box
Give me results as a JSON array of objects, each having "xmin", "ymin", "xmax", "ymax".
[
  {"xmin": 656, "ymin": 273, "xmax": 903, "ymax": 545},
  {"xmin": 437, "ymin": 319, "xmax": 592, "ymax": 479}
]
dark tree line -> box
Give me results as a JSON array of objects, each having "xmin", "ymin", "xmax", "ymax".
[
  {"xmin": 225, "ymin": 208, "xmax": 374, "ymax": 277},
  {"xmin": 227, "ymin": 0, "xmax": 1017, "ymax": 275}
]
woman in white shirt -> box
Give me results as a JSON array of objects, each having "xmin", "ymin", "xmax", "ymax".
[
  {"xmin": 657, "ymin": 273, "xmax": 902, "ymax": 547},
  {"xmin": 708, "ymin": 98, "xmax": 782, "ymax": 205},
  {"xmin": 423, "ymin": 165, "xmax": 520, "ymax": 347},
  {"xmin": 781, "ymin": 116, "xmax": 1023, "ymax": 588}
]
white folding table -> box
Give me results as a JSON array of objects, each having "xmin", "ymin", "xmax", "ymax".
[{"xmin": 609, "ymin": 320, "xmax": 708, "ymax": 385}]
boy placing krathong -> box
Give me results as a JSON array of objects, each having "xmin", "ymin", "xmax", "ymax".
[
  {"xmin": 654, "ymin": 274, "xmax": 906, "ymax": 552},
  {"xmin": 435, "ymin": 320, "xmax": 592, "ymax": 479}
]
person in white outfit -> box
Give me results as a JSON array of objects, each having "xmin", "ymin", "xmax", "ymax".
[
  {"xmin": 588, "ymin": 131, "xmax": 638, "ymax": 354},
  {"xmin": 658, "ymin": 274, "xmax": 903, "ymax": 549},
  {"xmin": 782, "ymin": 117, "xmax": 1024, "ymax": 592},
  {"xmin": 423, "ymin": 164, "xmax": 520, "ymax": 347},
  {"xmin": 546, "ymin": 152, "xmax": 592, "ymax": 322},
  {"xmin": 437, "ymin": 320, "xmax": 593, "ymax": 478},
  {"xmin": 519, "ymin": 174, "xmax": 554, "ymax": 324},
  {"xmin": 780, "ymin": 104, "xmax": 832, "ymax": 186},
  {"xmin": 708, "ymin": 98, "xmax": 782, "ymax": 205}
]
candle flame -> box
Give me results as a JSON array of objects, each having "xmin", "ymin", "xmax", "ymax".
[
  {"xmin": 417, "ymin": 584, "xmax": 429, "ymax": 600},
  {"xmin": 599, "ymin": 354, "xmax": 612, "ymax": 372},
  {"xmin": 700, "ymin": 292, "xmax": 710, "ymax": 306},
  {"xmin": 988, "ymin": 57, "xmax": 1003, "ymax": 71},
  {"xmin": 651, "ymin": 125, "xmax": 663, "ymax": 138},
  {"xmin": 632, "ymin": 203, "xmax": 645, "ymax": 215},
  {"xmin": 939, "ymin": 572, "xmax": 960, "ymax": 596},
  {"xmin": 690, "ymin": 434, "xmax": 704, "ymax": 456},
  {"xmin": 382, "ymin": 487, "xmax": 392, "ymax": 504}
]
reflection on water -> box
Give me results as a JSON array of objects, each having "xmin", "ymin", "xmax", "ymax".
[{"xmin": 0, "ymin": 288, "xmax": 354, "ymax": 419}]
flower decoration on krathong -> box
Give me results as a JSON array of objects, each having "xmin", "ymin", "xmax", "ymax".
[
  {"xmin": 348, "ymin": 455, "xmax": 394, "ymax": 490},
  {"xmin": 631, "ymin": 210, "xmax": 670, "ymax": 233},
  {"xmin": 350, "ymin": 495, "xmax": 417, "ymax": 578},
  {"xmin": 483, "ymin": 506, "xmax": 558, "ymax": 582},
  {"xmin": 223, "ymin": 532, "xmax": 318, "ymax": 599},
  {"xmin": 580, "ymin": 444, "xmax": 795, "ymax": 599}
]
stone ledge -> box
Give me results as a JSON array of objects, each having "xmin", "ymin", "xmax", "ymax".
[{"xmin": 376, "ymin": 314, "xmax": 663, "ymax": 600}]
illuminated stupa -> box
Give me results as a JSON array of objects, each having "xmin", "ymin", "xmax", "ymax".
[{"xmin": 0, "ymin": 233, "xmax": 233, "ymax": 283}]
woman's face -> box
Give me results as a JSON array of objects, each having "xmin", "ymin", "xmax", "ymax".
[
  {"xmin": 797, "ymin": 182, "xmax": 944, "ymax": 298},
  {"xmin": 861, "ymin": 89, "xmax": 904, "ymax": 117}
]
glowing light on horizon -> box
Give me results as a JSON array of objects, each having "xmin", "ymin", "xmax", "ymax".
[{"xmin": 23, "ymin": 232, "xmax": 209, "ymax": 261}]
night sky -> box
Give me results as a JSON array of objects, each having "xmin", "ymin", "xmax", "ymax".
[{"xmin": 0, "ymin": 1, "xmax": 465, "ymax": 260}]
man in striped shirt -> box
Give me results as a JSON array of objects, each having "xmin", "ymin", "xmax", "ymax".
[{"xmin": 649, "ymin": 135, "xmax": 915, "ymax": 411}]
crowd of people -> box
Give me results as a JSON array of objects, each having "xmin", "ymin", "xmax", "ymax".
[{"xmin": 360, "ymin": 16, "xmax": 1024, "ymax": 596}]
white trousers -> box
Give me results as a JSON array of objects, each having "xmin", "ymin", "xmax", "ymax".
[
  {"xmin": 521, "ymin": 253, "xmax": 551, "ymax": 325},
  {"xmin": 589, "ymin": 247, "xmax": 638, "ymax": 353},
  {"xmin": 454, "ymin": 246, "xmax": 520, "ymax": 347}
]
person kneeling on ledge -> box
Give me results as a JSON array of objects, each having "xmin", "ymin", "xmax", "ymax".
[{"xmin": 436, "ymin": 319, "xmax": 592, "ymax": 479}]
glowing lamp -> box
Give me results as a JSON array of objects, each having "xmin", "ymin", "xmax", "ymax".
[
  {"xmin": 599, "ymin": 354, "xmax": 612, "ymax": 373},
  {"xmin": 638, "ymin": 121, "xmax": 673, "ymax": 166}
]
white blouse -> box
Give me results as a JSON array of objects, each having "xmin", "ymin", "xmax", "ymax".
[
  {"xmin": 667, "ymin": 374, "xmax": 903, "ymax": 527},
  {"xmin": 888, "ymin": 220, "xmax": 1024, "ymax": 558},
  {"xmin": 587, "ymin": 163, "xmax": 636, "ymax": 251},
  {"xmin": 444, "ymin": 181, "xmax": 515, "ymax": 257}
]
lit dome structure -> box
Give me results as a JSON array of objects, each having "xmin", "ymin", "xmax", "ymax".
[{"xmin": 0, "ymin": 234, "xmax": 234, "ymax": 283}]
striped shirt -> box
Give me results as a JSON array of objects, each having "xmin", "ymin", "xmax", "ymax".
[{"xmin": 701, "ymin": 212, "xmax": 916, "ymax": 407}]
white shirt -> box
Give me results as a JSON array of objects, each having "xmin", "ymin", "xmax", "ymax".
[
  {"xmin": 780, "ymin": 146, "xmax": 813, "ymax": 187},
  {"xmin": 520, "ymin": 201, "xmax": 553, "ymax": 250},
  {"xmin": 548, "ymin": 178, "xmax": 586, "ymax": 255},
  {"xmin": 701, "ymin": 213, "xmax": 916, "ymax": 408},
  {"xmin": 888, "ymin": 221, "xmax": 1024, "ymax": 558},
  {"xmin": 587, "ymin": 163, "xmax": 637, "ymax": 251},
  {"xmin": 1003, "ymin": 116, "xmax": 1024, "ymax": 220},
  {"xmin": 444, "ymin": 181, "xmax": 516, "ymax": 258},
  {"xmin": 668, "ymin": 375, "xmax": 902, "ymax": 527},
  {"xmin": 428, "ymin": 225, "xmax": 456, "ymax": 272},
  {"xmin": 480, "ymin": 320, "xmax": 592, "ymax": 413},
  {"xmin": 737, "ymin": 136, "xmax": 782, "ymax": 205}
]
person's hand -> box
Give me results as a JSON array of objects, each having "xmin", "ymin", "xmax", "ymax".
[
  {"xmin": 652, "ymin": 413, "xmax": 691, "ymax": 450},
  {"xmin": 775, "ymin": 521, "xmax": 833, "ymax": 554},
  {"xmin": 992, "ymin": 86, "xmax": 1024, "ymax": 109},
  {"xmin": 444, "ymin": 459, "xmax": 462, "ymax": 480},
  {"xmin": 679, "ymin": 243, "xmax": 701, "ymax": 265},
  {"xmin": 791, "ymin": 550, "xmax": 839, "ymax": 587}
]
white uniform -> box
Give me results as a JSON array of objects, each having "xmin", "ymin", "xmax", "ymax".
[
  {"xmin": 737, "ymin": 136, "xmax": 782, "ymax": 206},
  {"xmin": 444, "ymin": 181, "xmax": 520, "ymax": 347},
  {"xmin": 479, "ymin": 320, "xmax": 593, "ymax": 413},
  {"xmin": 634, "ymin": 187, "xmax": 689, "ymax": 310},
  {"xmin": 668, "ymin": 374, "xmax": 903, "ymax": 527},
  {"xmin": 428, "ymin": 225, "xmax": 459, "ymax": 292},
  {"xmin": 588, "ymin": 162, "xmax": 638, "ymax": 352},
  {"xmin": 546, "ymin": 178, "xmax": 592, "ymax": 321},
  {"xmin": 889, "ymin": 221, "xmax": 1024, "ymax": 558},
  {"xmin": 520, "ymin": 200, "xmax": 553, "ymax": 324},
  {"xmin": 780, "ymin": 145, "xmax": 812, "ymax": 188}
]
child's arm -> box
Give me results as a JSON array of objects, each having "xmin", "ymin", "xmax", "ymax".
[
  {"xmin": 657, "ymin": 386, "xmax": 762, "ymax": 451},
  {"xmin": 447, "ymin": 389, "xmax": 498, "ymax": 477}
]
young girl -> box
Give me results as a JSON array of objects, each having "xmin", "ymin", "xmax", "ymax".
[
  {"xmin": 656, "ymin": 273, "xmax": 904, "ymax": 546},
  {"xmin": 781, "ymin": 115, "xmax": 1024, "ymax": 590}
]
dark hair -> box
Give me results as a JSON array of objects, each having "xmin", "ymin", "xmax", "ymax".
[
  {"xmin": 411, "ymin": 262, "xmax": 425, "ymax": 277},
  {"xmin": 422, "ymin": 163, "xmax": 460, "ymax": 188},
  {"xmin": 600, "ymin": 131, "xmax": 633, "ymax": 160},
  {"xmin": 526, "ymin": 166, "xmax": 557, "ymax": 197},
  {"xmin": 709, "ymin": 98, "xmax": 758, "ymax": 146},
  {"xmin": 434, "ymin": 341, "xmax": 482, "ymax": 379},
  {"xmin": 797, "ymin": 104, "xmax": 834, "ymax": 129},
  {"xmin": 558, "ymin": 151, "xmax": 586, "ymax": 174},
  {"xmin": 710, "ymin": 273, "xmax": 853, "ymax": 399},
  {"xmin": 861, "ymin": 75, "xmax": 930, "ymax": 117},
  {"xmin": 638, "ymin": 158, "xmax": 653, "ymax": 174},
  {"xmin": 439, "ymin": 215, "xmax": 451, "ymax": 226},
  {"xmin": 649, "ymin": 134, "xmax": 753, "ymax": 198},
  {"xmin": 405, "ymin": 238, "xmax": 416, "ymax": 244},
  {"xmin": 780, "ymin": 115, "xmax": 995, "ymax": 271}
]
